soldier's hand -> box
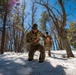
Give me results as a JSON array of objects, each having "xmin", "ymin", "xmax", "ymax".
[
  {"xmin": 46, "ymin": 38, "xmax": 50, "ymax": 43},
  {"xmin": 34, "ymin": 39, "xmax": 38, "ymax": 43}
]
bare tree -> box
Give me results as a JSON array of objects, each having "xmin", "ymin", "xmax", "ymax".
[
  {"xmin": 18, "ymin": 0, "xmax": 27, "ymax": 52},
  {"xmin": 35, "ymin": 0, "xmax": 74, "ymax": 57},
  {"xmin": 31, "ymin": 1, "xmax": 37, "ymax": 25},
  {"xmin": 0, "ymin": 0, "xmax": 8, "ymax": 54},
  {"xmin": 0, "ymin": 0, "xmax": 19, "ymax": 54}
]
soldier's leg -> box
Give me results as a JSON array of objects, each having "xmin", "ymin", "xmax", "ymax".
[
  {"xmin": 48, "ymin": 47, "xmax": 51, "ymax": 57},
  {"xmin": 38, "ymin": 44, "xmax": 45, "ymax": 62},
  {"xmin": 26, "ymin": 43, "xmax": 31, "ymax": 51},
  {"xmin": 28, "ymin": 46, "xmax": 36, "ymax": 61}
]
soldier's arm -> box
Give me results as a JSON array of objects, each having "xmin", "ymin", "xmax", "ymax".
[
  {"xmin": 26, "ymin": 33, "xmax": 29, "ymax": 43},
  {"xmin": 50, "ymin": 36, "xmax": 52, "ymax": 41},
  {"xmin": 26, "ymin": 33, "xmax": 31, "ymax": 43},
  {"xmin": 33, "ymin": 38, "xmax": 40, "ymax": 43},
  {"xmin": 49, "ymin": 35, "xmax": 53, "ymax": 44},
  {"xmin": 39, "ymin": 31, "xmax": 45, "ymax": 39},
  {"xmin": 48, "ymin": 35, "xmax": 52, "ymax": 41}
]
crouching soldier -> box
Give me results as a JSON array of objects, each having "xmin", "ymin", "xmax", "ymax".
[
  {"xmin": 44, "ymin": 32, "xmax": 52, "ymax": 57},
  {"xmin": 26, "ymin": 24, "xmax": 45, "ymax": 63}
]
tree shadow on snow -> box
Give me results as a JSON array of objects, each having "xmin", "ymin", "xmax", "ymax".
[
  {"xmin": 0, "ymin": 55, "xmax": 66, "ymax": 75},
  {"xmin": 20, "ymin": 58, "xmax": 66, "ymax": 75},
  {"xmin": 51, "ymin": 52, "xmax": 68, "ymax": 60}
]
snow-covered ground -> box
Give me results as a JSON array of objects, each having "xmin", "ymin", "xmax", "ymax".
[{"xmin": 0, "ymin": 50, "xmax": 76, "ymax": 75}]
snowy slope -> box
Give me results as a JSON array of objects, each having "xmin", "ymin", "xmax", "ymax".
[{"xmin": 0, "ymin": 50, "xmax": 76, "ymax": 75}]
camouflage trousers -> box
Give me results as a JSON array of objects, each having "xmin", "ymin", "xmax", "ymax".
[
  {"xmin": 44, "ymin": 47, "xmax": 51, "ymax": 57},
  {"xmin": 28, "ymin": 44, "xmax": 45, "ymax": 61},
  {"xmin": 26, "ymin": 43, "xmax": 31, "ymax": 51}
]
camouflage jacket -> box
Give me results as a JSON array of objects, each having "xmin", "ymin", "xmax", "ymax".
[
  {"xmin": 44, "ymin": 35, "xmax": 52, "ymax": 47},
  {"xmin": 26, "ymin": 30, "xmax": 45, "ymax": 46}
]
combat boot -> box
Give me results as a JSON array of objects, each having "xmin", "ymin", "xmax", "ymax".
[
  {"xmin": 28, "ymin": 58, "xmax": 33, "ymax": 61},
  {"xmin": 39, "ymin": 60, "xmax": 44, "ymax": 63}
]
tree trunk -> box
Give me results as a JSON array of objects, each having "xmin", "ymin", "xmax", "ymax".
[
  {"xmin": 18, "ymin": 32, "xmax": 24, "ymax": 52},
  {"xmin": 0, "ymin": 12, "xmax": 7, "ymax": 54},
  {"xmin": 14, "ymin": 35, "xmax": 18, "ymax": 52},
  {"xmin": 59, "ymin": 30, "xmax": 74, "ymax": 57},
  {"xmin": 61, "ymin": 37, "xmax": 74, "ymax": 57},
  {"xmin": 58, "ymin": 38, "xmax": 63, "ymax": 50}
]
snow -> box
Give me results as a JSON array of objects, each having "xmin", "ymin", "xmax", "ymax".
[{"xmin": 0, "ymin": 50, "xmax": 76, "ymax": 75}]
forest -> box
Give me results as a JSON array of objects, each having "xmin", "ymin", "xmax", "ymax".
[{"xmin": 0, "ymin": 0, "xmax": 76, "ymax": 58}]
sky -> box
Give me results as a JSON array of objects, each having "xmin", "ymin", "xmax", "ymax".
[
  {"xmin": 14, "ymin": 0, "xmax": 76, "ymax": 30},
  {"xmin": 23, "ymin": 0, "xmax": 45, "ymax": 30},
  {"xmin": 17, "ymin": 0, "xmax": 76, "ymax": 30}
]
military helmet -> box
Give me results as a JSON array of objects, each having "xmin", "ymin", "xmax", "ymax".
[{"xmin": 32, "ymin": 24, "xmax": 38, "ymax": 30}]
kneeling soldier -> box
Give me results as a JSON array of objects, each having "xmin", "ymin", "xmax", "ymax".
[{"xmin": 26, "ymin": 24, "xmax": 45, "ymax": 63}]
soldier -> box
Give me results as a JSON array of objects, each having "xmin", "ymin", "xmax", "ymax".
[
  {"xmin": 44, "ymin": 32, "xmax": 52, "ymax": 57},
  {"xmin": 26, "ymin": 24, "xmax": 45, "ymax": 63}
]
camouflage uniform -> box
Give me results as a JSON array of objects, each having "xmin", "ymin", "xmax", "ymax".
[
  {"xmin": 26, "ymin": 24, "xmax": 45, "ymax": 62},
  {"xmin": 44, "ymin": 35, "xmax": 52, "ymax": 57}
]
